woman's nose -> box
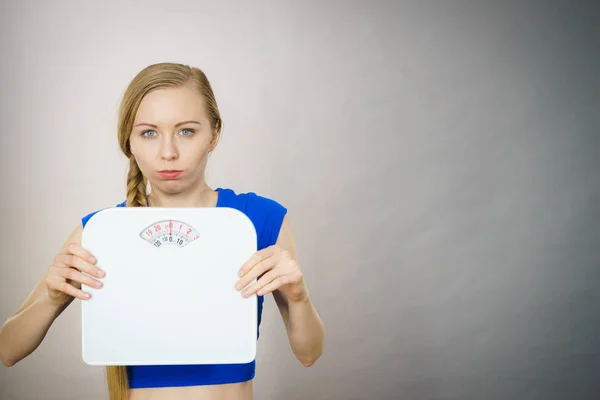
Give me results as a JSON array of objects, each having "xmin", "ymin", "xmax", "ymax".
[{"xmin": 160, "ymin": 138, "xmax": 179, "ymax": 161}]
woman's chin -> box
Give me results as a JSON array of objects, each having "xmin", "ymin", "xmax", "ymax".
[{"xmin": 156, "ymin": 182, "xmax": 185, "ymax": 194}]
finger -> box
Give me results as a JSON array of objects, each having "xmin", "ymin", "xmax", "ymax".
[
  {"xmin": 241, "ymin": 269, "xmax": 281, "ymax": 297},
  {"xmin": 48, "ymin": 265, "xmax": 101, "ymax": 290},
  {"xmin": 64, "ymin": 242, "xmax": 98, "ymax": 264},
  {"xmin": 54, "ymin": 253, "xmax": 105, "ymax": 279},
  {"xmin": 235, "ymin": 255, "xmax": 279, "ymax": 290},
  {"xmin": 255, "ymin": 274, "xmax": 294, "ymax": 297},
  {"xmin": 61, "ymin": 267, "xmax": 104, "ymax": 289},
  {"xmin": 237, "ymin": 246, "xmax": 276, "ymax": 277},
  {"xmin": 47, "ymin": 275, "xmax": 92, "ymax": 300}
]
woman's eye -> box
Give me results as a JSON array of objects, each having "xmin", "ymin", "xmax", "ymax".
[
  {"xmin": 142, "ymin": 130, "xmax": 157, "ymax": 138},
  {"xmin": 180, "ymin": 129, "xmax": 194, "ymax": 136}
]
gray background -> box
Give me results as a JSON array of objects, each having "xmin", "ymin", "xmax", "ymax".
[{"xmin": 1, "ymin": 0, "xmax": 599, "ymax": 399}]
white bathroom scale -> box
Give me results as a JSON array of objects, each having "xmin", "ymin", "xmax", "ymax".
[{"xmin": 80, "ymin": 206, "xmax": 258, "ymax": 366}]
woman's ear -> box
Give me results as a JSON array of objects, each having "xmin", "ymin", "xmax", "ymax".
[{"xmin": 209, "ymin": 131, "xmax": 220, "ymax": 153}]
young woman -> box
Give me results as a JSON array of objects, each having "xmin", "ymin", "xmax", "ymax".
[{"xmin": 0, "ymin": 62, "xmax": 325, "ymax": 400}]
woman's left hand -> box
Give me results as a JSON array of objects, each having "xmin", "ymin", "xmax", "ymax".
[{"xmin": 235, "ymin": 245, "xmax": 307, "ymax": 302}]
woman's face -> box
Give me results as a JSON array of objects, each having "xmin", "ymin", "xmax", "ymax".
[{"xmin": 129, "ymin": 84, "xmax": 217, "ymax": 194}]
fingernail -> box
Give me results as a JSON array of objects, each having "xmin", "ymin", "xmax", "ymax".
[
  {"xmin": 238, "ymin": 270, "xmax": 244, "ymax": 277},
  {"xmin": 235, "ymin": 283, "xmax": 241, "ymax": 290},
  {"xmin": 98, "ymin": 270, "xmax": 106, "ymax": 278},
  {"xmin": 89, "ymin": 257, "xmax": 97, "ymax": 264}
]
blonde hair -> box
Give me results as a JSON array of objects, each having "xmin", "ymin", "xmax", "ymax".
[{"xmin": 107, "ymin": 62, "xmax": 224, "ymax": 400}]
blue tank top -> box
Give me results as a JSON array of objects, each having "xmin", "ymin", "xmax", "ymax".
[{"xmin": 80, "ymin": 188, "xmax": 288, "ymax": 388}]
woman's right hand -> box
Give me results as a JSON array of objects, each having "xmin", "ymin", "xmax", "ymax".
[{"xmin": 45, "ymin": 243, "xmax": 106, "ymax": 305}]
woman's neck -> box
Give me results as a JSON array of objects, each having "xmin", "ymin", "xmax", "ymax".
[{"xmin": 146, "ymin": 184, "xmax": 218, "ymax": 208}]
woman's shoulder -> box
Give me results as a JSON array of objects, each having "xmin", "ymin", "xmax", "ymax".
[
  {"xmin": 219, "ymin": 188, "xmax": 288, "ymax": 249},
  {"xmin": 219, "ymin": 187, "xmax": 287, "ymax": 215},
  {"xmin": 81, "ymin": 200, "xmax": 126, "ymax": 228}
]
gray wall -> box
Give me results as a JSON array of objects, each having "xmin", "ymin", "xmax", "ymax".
[{"xmin": 1, "ymin": 1, "xmax": 599, "ymax": 399}]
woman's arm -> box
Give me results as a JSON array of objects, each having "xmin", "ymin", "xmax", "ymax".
[
  {"xmin": 0, "ymin": 287, "xmax": 71, "ymax": 367},
  {"xmin": 0, "ymin": 225, "xmax": 81, "ymax": 367},
  {"xmin": 273, "ymin": 288, "xmax": 324, "ymax": 366},
  {"xmin": 271, "ymin": 216, "xmax": 325, "ymax": 366}
]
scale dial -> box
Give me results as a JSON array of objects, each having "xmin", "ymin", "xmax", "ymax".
[{"xmin": 139, "ymin": 220, "xmax": 200, "ymax": 248}]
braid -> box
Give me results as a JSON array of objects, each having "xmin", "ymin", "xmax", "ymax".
[
  {"xmin": 126, "ymin": 156, "xmax": 148, "ymax": 208},
  {"xmin": 104, "ymin": 156, "xmax": 147, "ymax": 399}
]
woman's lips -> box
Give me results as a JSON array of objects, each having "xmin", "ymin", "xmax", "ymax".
[{"xmin": 158, "ymin": 170, "xmax": 183, "ymax": 179}]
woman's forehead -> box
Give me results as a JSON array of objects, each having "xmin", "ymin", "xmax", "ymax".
[{"xmin": 134, "ymin": 86, "xmax": 208, "ymax": 124}]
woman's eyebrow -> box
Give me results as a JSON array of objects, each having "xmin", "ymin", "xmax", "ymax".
[{"xmin": 134, "ymin": 120, "xmax": 202, "ymax": 128}]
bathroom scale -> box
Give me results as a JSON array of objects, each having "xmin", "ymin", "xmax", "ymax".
[{"xmin": 80, "ymin": 206, "xmax": 258, "ymax": 366}]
